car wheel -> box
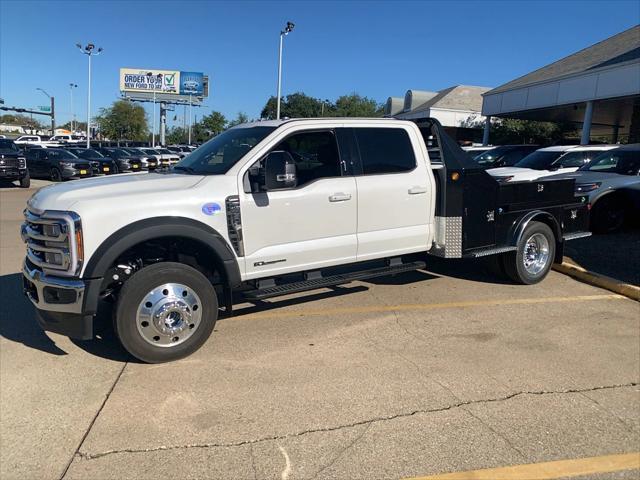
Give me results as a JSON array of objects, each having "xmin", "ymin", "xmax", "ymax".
[
  {"xmin": 112, "ymin": 164, "xmax": 119, "ymax": 174},
  {"xmin": 115, "ymin": 262, "xmax": 218, "ymax": 363},
  {"xmin": 50, "ymin": 168, "xmax": 62, "ymax": 182},
  {"xmin": 502, "ymin": 221, "xmax": 555, "ymax": 285},
  {"xmin": 19, "ymin": 172, "xmax": 31, "ymax": 188},
  {"xmin": 590, "ymin": 196, "xmax": 625, "ymax": 234}
]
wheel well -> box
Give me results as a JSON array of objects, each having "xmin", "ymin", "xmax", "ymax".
[{"xmin": 102, "ymin": 236, "xmax": 227, "ymax": 294}]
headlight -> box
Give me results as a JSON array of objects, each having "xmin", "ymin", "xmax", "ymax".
[
  {"xmin": 90, "ymin": 161, "xmax": 99, "ymax": 167},
  {"xmin": 575, "ymin": 182, "xmax": 601, "ymax": 193},
  {"xmin": 18, "ymin": 157, "xmax": 26, "ymax": 168},
  {"xmin": 120, "ymin": 160, "xmax": 130, "ymax": 166},
  {"xmin": 59, "ymin": 161, "xmax": 75, "ymax": 168}
]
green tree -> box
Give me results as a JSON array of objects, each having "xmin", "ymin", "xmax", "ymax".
[
  {"xmin": 261, "ymin": 92, "xmax": 327, "ymax": 119},
  {"xmin": 333, "ymin": 94, "xmax": 383, "ymax": 117},
  {"xmin": 489, "ymin": 118, "xmax": 576, "ymax": 145},
  {"xmin": 166, "ymin": 126, "xmax": 187, "ymax": 145},
  {"xmin": 200, "ymin": 111, "xmax": 227, "ymax": 135},
  {"xmin": 227, "ymin": 112, "xmax": 249, "ymax": 128},
  {"xmin": 0, "ymin": 113, "xmax": 44, "ymax": 129},
  {"xmin": 95, "ymin": 100, "xmax": 149, "ymax": 141},
  {"xmin": 58, "ymin": 121, "xmax": 88, "ymax": 132}
]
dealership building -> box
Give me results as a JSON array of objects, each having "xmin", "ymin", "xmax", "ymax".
[
  {"xmin": 481, "ymin": 25, "xmax": 640, "ymax": 145},
  {"xmin": 385, "ymin": 85, "xmax": 490, "ymax": 142}
]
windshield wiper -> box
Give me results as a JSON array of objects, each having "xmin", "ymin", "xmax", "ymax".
[{"xmin": 172, "ymin": 165, "xmax": 196, "ymax": 174}]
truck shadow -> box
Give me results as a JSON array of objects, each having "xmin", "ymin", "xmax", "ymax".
[
  {"xmin": 0, "ymin": 272, "xmax": 131, "ymax": 362},
  {"xmin": 418, "ymin": 256, "xmax": 515, "ymax": 285}
]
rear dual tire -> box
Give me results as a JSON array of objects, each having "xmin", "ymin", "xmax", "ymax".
[
  {"xmin": 115, "ymin": 262, "xmax": 218, "ymax": 363},
  {"xmin": 19, "ymin": 172, "xmax": 30, "ymax": 188},
  {"xmin": 500, "ymin": 221, "xmax": 555, "ymax": 285}
]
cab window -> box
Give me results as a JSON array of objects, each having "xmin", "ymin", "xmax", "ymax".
[
  {"xmin": 354, "ymin": 128, "xmax": 416, "ymax": 174},
  {"xmin": 272, "ymin": 130, "xmax": 341, "ymax": 186}
]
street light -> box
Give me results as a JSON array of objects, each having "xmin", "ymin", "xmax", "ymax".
[
  {"xmin": 146, "ymin": 72, "xmax": 163, "ymax": 147},
  {"xmin": 276, "ymin": 21, "xmax": 295, "ymax": 120},
  {"xmin": 77, "ymin": 42, "xmax": 103, "ymax": 148},
  {"xmin": 69, "ymin": 83, "xmax": 78, "ymax": 131},
  {"xmin": 36, "ymin": 88, "xmax": 55, "ymax": 135}
]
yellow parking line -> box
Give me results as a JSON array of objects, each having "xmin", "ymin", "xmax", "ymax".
[
  {"xmin": 239, "ymin": 294, "xmax": 624, "ymax": 320},
  {"xmin": 404, "ymin": 451, "xmax": 640, "ymax": 480}
]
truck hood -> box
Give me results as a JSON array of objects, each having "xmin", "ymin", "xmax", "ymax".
[{"xmin": 27, "ymin": 172, "xmax": 205, "ymax": 212}]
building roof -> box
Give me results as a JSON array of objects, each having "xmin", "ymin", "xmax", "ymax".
[
  {"xmin": 408, "ymin": 85, "xmax": 491, "ymax": 113},
  {"xmin": 488, "ymin": 25, "xmax": 640, "ymax": 95}
]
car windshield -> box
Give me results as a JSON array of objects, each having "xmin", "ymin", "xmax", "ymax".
[
  {"xmin": 56, "ymin": 150, "xmax": 79, "ymax": 159},
  {"xmin": 474, "ymin": 147, "xmax": 510, "ymax": 165},
  {"xmin": 157, "ymin": 148, "xmax": 171, "ymax": 154},
  {"xmin": 515, "ymin": 150, "xmax": 566, "ymax": 170},
  {"xmin": 0, "ymin": 139, "xmax": 18, "ymax": 151},
  {"xmin": 173, "ymin": 126, "xmax": 276, "ymax": 175},
  {"xmin": 580, "ymin": 150, "xmax": 640, "ymax": 175},
  {"xmin": 76, "ymin": 149, "xmax": 104, "ymax": 158},
  {"xmin": 107, "ymin": 149, "xmax": 129, "ymax": 158},
  {"xmin": 144, "ymin": 149, "xmax": 160, "ymax": 154}
]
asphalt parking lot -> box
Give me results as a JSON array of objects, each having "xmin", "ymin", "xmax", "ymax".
[{"xmin": 1, "ymin": 180, "xmax": 638, "ymax": 480}]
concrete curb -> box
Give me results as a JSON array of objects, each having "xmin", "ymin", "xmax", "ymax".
[{"xmin": 553, "ymin": 260, "xmax": 640, "ymax": 301}]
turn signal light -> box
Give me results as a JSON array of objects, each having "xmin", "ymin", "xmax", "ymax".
[
  {"xmin": 451, "ymin": 172, "xmax": 460, "ymax": 181},
  {"xmin": 75, "ymin": 228, "xmax": 84, "ymax": 263}
]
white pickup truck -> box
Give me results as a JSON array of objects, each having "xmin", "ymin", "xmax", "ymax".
[{"xmin": 22, "ymin": 118, "xmax": 591, "ymax": 363}]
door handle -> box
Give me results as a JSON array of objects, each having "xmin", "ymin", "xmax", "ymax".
[
  {"xmin": 408, "ymin": 186, "xmax": 428, "ymax": 195},
  {"xmin": 329, "ymin": 193, "xmax": 352, "ymax": 202}
]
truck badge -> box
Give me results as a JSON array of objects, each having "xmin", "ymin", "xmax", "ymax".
[
  {"xmin": 486, "ymin": 210, "xmax": 495, "ymax": 222},
  {"xmin": 537, "ymin": 184, "xmax": 544, "ymax": 192},
  {"xmin": 201, "ymin": 203, "xmax": 222, "ymax": 216},
  {"xmin": 570, "ymin": 209, "xmax": 577, "ymax": 219}
]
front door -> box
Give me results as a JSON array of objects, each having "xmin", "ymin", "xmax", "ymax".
[{"xmin": 240, "ymin": 129, "xmax": 357, "ymax": 280}]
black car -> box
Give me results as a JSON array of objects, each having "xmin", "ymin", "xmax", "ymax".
[
  {"xmin": 25, "ymin": 148, "xmax": 93, "ymax": 181},
  {"xmin": 65, "ymin": 148, "xmax": 117, "ymax": 175},
  {"xmin": 473, "ymin": 145, "xmax": 540, "ymax": 168},
  {"xmin": 94, "ymin": 148, "xmax": 143, "ymax": 172},
  {"xmin": 0, "ymin": 139, "xmax": 30, "ymax": 188}
]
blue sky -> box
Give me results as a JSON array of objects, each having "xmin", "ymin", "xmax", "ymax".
[{"xmin": 1, "ymin": 0, "xmax": 638, "ymax": 129}]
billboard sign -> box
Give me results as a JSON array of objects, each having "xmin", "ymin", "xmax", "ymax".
[
  {"xmin": 120, "ymin": 68, "xmax": 207, "ymax": 97},
  {"xmin": 179, "ymin": 72, "xmax": 204, "ymax": 96}
]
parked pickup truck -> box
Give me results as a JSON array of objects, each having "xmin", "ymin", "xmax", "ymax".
[{"xmin": 21, "ymin": 118, "xmax": 591, "ymax": 363}]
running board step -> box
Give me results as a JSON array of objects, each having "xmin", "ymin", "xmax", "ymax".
[{"xmin": 243, "ymin": 261, "xmax": 426, "ymax": 300}]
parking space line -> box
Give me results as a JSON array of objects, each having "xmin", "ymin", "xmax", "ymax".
[
  {"xmin": 238, "ymin": 294, "xmax": 624, "ymax": 320},
  {"xmin": 404, "ymin": 451, "xmax": 640, "ymax": 480}
]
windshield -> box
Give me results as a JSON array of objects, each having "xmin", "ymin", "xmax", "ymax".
[
  {"xmin": 474, "ymin": 147, "xmax": 509, "ymax": 165},
  {"xmin": 157, "ymin": 148, "xmax": 171, "ymax": 154},
  {"xmin": 174, "ymin": 126, "xmax": 276, "ymax": 175},
  {"xmin": 55, "ymin": 150, "xmax": 79, "ymax": 159},
  {"xmin": 144, "ymin": 148, "xmax": 160, "ymax": 154},
  {"xmin": 0, "ymin": 139, "xmax": 18, "ymax": 151},
  {"xmin": 580, "ymin": 150, "xmax": 640, "ymax": 175},
  {"xmin": 76, "ymin": 149, "xmax": 104, "ymax": 158},
  {"xmin": 515, "ymin": 150, "xmax": 565, "ymax": 170}
]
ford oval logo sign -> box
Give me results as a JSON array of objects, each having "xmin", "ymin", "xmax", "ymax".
[{"xmin": 201, "ymin": 203, "xmax": 221, "ymax": 216}]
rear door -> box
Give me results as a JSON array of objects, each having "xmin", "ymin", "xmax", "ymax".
[{"xmin": 352, "ymin": 126, "xmax": 434, "ymax": 261}]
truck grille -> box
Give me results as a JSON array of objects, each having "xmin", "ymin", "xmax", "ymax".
[
  {"xmin": 0, "ymin": 157, "xmax": 21, "ymax": 168},
  {"xmin": 22, "ymin": 209, "xmax": 83, "ymax": 276}
]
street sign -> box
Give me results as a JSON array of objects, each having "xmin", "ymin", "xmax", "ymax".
[{"xmin": 38, "ymin": 106, "xmax": 51, "ymax": 112}]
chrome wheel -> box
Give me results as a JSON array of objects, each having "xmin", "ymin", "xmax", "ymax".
[
  {"xmin": 136, "ymin": 283, "xmax": 202, "ymax": 347},
  {"xmin": 522, "ymin": 233, "xmax": 550, "ymax": 276}
]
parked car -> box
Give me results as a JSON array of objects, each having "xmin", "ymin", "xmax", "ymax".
[
  {"xmin": 473, "ymin": 145, "xmax": 540, "ymax": 169},
  {"xmin": 140, "ymin": 147, "xmax": 180, "ymax": 167},
  {"xmin": 14, "ymin": 135, "xmax": 60, "ymax": 148},
  {"xmin": 119, "ymin": 148, "xmax": 159, "ymax": 170},
  {"xmin": 547, "ymin": 144, "xmax": 640, "ymax": 233},
  {"xmin": 21, "ymin": 117, "xmax": 590, "ymax": 363},
  {"xmin": 94, "ymin": 148, "xmax": 143, "ymax": 172},
  {"xmin": 489, "ymin": 145, "xmax": 619, "ymax": 182},
  {"xmin": 0, "ymin": 138, "xmax": 30, "ymax": 188},
  {"xmin": 25, "ymin": 148, "xmax": 93, "ymax": 181},
  {"xmin": 65, "ymin": 148, "xmax": 117, "ymax": 175},
  {"xmin": 50, "ymin": 134, "xmax": 85, "ymax": 145},
  {"xmin": 166, "ymin": 146, "xmax": 190, "ymax": 159}
]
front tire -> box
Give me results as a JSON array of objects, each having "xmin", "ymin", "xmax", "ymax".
[
  {"xmin": 19, "ymin": 172, "xmax": 30, "ymax": 188},
  {"xmin": 115, "ymin": 262, "xmax": 218, "ymax": 363},
  {"xmin": 590, "ymin": 196, "xmax": 625, "ymax": 234},
  {"xmin": 50, "ymin": 168, "xmax": 62, "ymax": 182},
  {"xmin": 502, "ymin": 221, "xmax": 555, "ymax": 285}
]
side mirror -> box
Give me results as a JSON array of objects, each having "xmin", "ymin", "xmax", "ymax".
[{"xmin": 263, "ymin": 151, "xmax": 297, "ymax": 190}]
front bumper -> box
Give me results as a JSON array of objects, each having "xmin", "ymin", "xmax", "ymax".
[
  {"xmin": 22, "ymin": 263, "xmax": 101, "ymax": 339},
  {"xmin": 62, "ymin": 167, "xmax": 92, "ymax": 179},
  {"xmin": 0, "ymin": 167, "xmax": 27, "ymax": 178}
]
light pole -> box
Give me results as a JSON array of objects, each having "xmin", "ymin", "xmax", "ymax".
[
  {"xmin": 69, "ymin": 83, "xmax": 78, "ymax": 131},
  {"xmin": 188, "ymin": 94, "xmax": 192, "ymax": 145},
  {"xmin": 36, "ymin": 88, "xmax": 55, "ymax": 135},
  {"xmin": 147, "ymin": 72, "xmax": 162, "ymax": 147},
  {"xmin": 276, "ymin": 21, "xmax": 295, "ymax": 120},
  {"xmin": 77, "ymin": 43, "xmax": 103, "ymax": 148}
]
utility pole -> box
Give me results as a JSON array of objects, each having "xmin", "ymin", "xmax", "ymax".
[
  {"xmin": 36, "ymin": 88, "xmax": 55, "ymax": 135},
  {"xmin": 69, "ymin": 83, "xmax": 78, "ymax": 131},
  {"xmin": 188, "ymin": 94, "xmax": 192, "ymax": 145},
  {"xmin": 276, "ymin": 21, "xmax": 295, "ymax": 120}
]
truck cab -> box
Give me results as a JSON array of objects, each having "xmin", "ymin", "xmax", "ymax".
[{"xmin": 21, "ymin": 118, "xmax": 590, "ymax": 363}]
